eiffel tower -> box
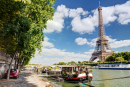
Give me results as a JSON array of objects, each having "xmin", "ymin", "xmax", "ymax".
[{"xmin": 89, "ymin": 3, "xmax": 114, "ymax": 62}]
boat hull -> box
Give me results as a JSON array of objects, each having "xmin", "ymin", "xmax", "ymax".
[
  {"xmin": 99, "ymin": 67, "xmax": 130, "ymax": 70},
  {"xmin": 64, "ymin": 75, "xmax": 93, "ymax": 82}
]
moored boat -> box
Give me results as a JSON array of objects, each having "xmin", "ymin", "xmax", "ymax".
[
  {"xmin": 61, "ymin": 66, "xmax": 93, "ymax": 82},
  {"xmin": 98, "ymin": 64, "xmax": 130, "ymax": 70},
  {"xmin": 44, "ymin": 65, "xmax": 93, "ymax": 82}
]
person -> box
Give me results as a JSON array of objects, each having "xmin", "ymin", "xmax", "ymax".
[
  {"xmin": 85, "ymin": 68, "xmax": 89, "ymax": 80},
  {"xmin": 37, "ymin": 68, "xmax": 38, "ymax": 74},
  {"xmin": 0, "ymin": 73, "xmax": 2, "ymax": 79}
]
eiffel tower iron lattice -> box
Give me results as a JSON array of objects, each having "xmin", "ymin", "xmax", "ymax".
[{"xmin": 89, "ymin": 4, "xmax": 114, "ymax": 62}]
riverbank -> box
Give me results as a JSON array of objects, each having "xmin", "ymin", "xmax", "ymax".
[{"xmin": 0, "ymin": 70, "xmax": 53, "ymax": 87}]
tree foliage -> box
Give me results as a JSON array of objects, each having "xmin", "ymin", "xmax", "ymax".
[
  {"xmin": 0, "ymin": 0, "xmax": 56, "ymax": 64},
  {"xmin": 115, "ymin": 57, "xmax": 124, "ymax": 62},
  {"xmin": 0, "ymin": 0, "xmax": 24, "ymax": 29},
  {"xmin": 53, "ymin": 62, "xmax": 66, "ymax": 65},
  {"xmin": 0, "ymin": 0, "xmax": 56, "ymax": 80},
  {"xmin": 105, "ymin": 52, "xmax": 130, "ymax": 62},
  {"xmin": 81, "ymin": 61, "xmax": 88, "ymax": 65},
  {"xmin": 67, "ymin": 61, "xmax": 77, "ymax": 65}
]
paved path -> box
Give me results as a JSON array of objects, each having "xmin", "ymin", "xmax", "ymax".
[{"xmin": 0, "ymin": 71, "xmax": 53, "ymax": 87}]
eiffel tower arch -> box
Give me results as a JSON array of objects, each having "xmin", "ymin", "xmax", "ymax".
[{"xmin": 89, "ymin": 4, "xmax": 114, "ymax": 62}]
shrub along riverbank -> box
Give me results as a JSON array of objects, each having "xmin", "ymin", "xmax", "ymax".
[{"xmin": 53, "ymin": 52, "xmax": 130, "ymax": 66}]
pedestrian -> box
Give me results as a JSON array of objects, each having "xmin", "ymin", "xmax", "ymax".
[
  {"xmin": 37, "ymin": 68, "xmax": 38, "ymax": 74},
  {"xmin": 86, "ymin": 68, "xmax": 89, "ymax": 80}
]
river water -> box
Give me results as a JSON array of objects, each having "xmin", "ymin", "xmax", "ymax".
[
  {"xmin": 91, "ymin": 69, "xmax": 130, "ymax": 87},
  {"xmin": 42, "ymin": 69, "xmax": 130, "ymax": 87}
]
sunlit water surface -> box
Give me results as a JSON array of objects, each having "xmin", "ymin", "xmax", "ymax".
[
  {"xmin": 42, "ymin": 69, "xmax": 130, "ymax": 87},
  {"xmin": 91, "ymin": 69, "xmax": 130, "ymax": 87}
]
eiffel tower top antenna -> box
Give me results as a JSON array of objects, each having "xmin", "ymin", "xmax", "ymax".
[{"xmin": 99, "ymin": 1, "xmax": 100, "ymax": 6}]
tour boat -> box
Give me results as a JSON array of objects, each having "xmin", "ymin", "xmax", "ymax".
[{"xmin": 98, "ymin": 64, "xmax": 130, "ymax": 70}]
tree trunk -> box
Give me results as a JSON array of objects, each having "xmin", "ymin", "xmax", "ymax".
[
  {"xmin": 21, "ymin": 57, "xmax": 25, "ymax": 67},
  {"xmin": 17, "ymin": 58, "xmax": 19, "ymax": 69},
  {"xmin": 7, "ymin": 49, "xmax": 18, "ymax": 80},
  {"xmin": 19, "ymin": 57, "xmax": 25, "ymax": 73},
  {"xmin": 14, "ymin": 56, "xmax": 18, "ymax": 69}
]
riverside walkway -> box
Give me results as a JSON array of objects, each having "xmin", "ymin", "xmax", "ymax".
[{"xmin": 0, "ymin": 70, "xmax": 53, "ymax": 87}]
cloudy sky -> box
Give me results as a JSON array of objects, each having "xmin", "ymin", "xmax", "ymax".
[{"xmin": 30, "ymin": 0, "xmax": 130, "ymax": 65}]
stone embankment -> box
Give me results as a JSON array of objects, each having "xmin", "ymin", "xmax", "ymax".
[{"xmin": 0, "ymin": 70, "xmax": 53, "ymax": 87}]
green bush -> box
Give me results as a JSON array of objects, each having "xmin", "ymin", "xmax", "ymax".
[
  {"xmin": 88, "ymin": 70, "xmax": 93, "ymax": 73},
  {"xmin": 115, "ymin": 57, "xmax": 124, "ymax": 61}
]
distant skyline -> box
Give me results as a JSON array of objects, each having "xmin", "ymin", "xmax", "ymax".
[{"xmin": 30, "ymin": 0, "xmax": 130, "ymax": 65}]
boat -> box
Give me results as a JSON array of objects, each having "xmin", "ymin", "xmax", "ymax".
[
  {"xmin": 98, "ymin": 64, "xmax": 130, "ymax": 70},
  {"xmin": 47, "ymin": 66, "xmax": 62, "ymax": 76},
  {"xmin": 61, "ymin": 65, "xmax": 93, "ymax": 82},
  {"xmin": 45, "ymin": 65, "xmax": 93, "ymax": 82}
]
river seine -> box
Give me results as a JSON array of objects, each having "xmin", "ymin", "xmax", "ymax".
[
  {"xmin": 91, "ymin": 69, "xmax": 130, "ymax": 87},
  {"xmin": 56, "ymin": 69, "xmax": 130, "ymax": 87},
  {"xmin": 42, "ymin": 69, "xmax": 130, "ymax": 87}
]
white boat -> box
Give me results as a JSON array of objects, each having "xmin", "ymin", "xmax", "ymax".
[{"xmin": 98, "ymin": 64, "xmax": 130, "ymax": 70}]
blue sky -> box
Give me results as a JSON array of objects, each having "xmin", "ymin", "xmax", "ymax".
[{"xmin": 30, "ymin": 0, "xmax": 130, "ymax": 65}]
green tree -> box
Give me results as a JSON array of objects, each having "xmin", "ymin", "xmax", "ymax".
[
  {"xmin": 105, "ymin": 56, "xmax": 114, "ymax": 62},
  {"xmin": 0, "ymin": 0, "xmax": 25, "ymax": 57},
  {"xmin": 0, "ymin": 0, "xmax": 23, "ymax": 29},
  {"xmin": 0, "ymin": 0, "xmax": 56, "ymax": 80},
  {"xmin": 115, "ymin": 57, "xmax": 124, "ymax": 62},
  {"xmin": 89, "ymin": 61, "xmax": 93, "ymax": 63},
  {"xmin": 58, "ymin": 62, "xmax": 66, "ymax": 65},
  {"xmin": 53, "ymin": 63, "xmax": 58, "ymax": 65},
  {"xmin": 122, "ymin": 52, "xmax": 130, "ymax": 60},
  {"xmin": 81, "ymin": 61, "xmax": 88, "ymax": 65},
  {"xmin": 78, "ymin": 61, "xmax": 81, "ymax": 65},
  {"xmin": 67, "ymin": 61, "xmax": 77, "ymax": 65},
  {"xmin": 105, "ymin": 52, "xmax": 130, "ymax": 62}
]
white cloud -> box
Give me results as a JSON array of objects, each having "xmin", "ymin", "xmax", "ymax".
[
  {"xmin": 30, "ymin": 57, "xmax": 89, "ymax": 65},
  {"xmin": 110, "ymin": 40, "xmax": 130, "ymax": 48},
  {"xmin": 84, "ymin": 49, "xmax": 94, "ymax": 55},
  {"xmin": 115, "ymin": 1, "xmax": 130, "ymax": 24},
  {"xmin": 106, "ymin": 36, "xmax": 117, "ymax": 43},
  {"xmin": 102, "ymin": 6, "xmax": 117, "ymax": 25},
  {"xmin": 44, "ymin": 5, "xmax": 88, "ymax": 33},
  {"xmin": 30, "ymin": 37, "xmax": 91, "ymax": 65},
  {"xmin": 71, "ymin": 6, "xmax": 117, "ymax": 34},
  {"xmin": 44, "ymin": 1, "xmax": 130, "ymax": 34},
  {"xmin": 87, "ymin": 38, "xmax": 97, "ymax": 47},
  {"xmin": 75, "ymin": 36, "xmax": 130, "ymax": 49},
  {"xmin": 44, "ymin": 5, "xmax": 69, "ymax": 33},
  {"xmin": 75, "ymin": 37, "xmax": 88, "ymax": 45},
  {"xmin": 39, "ymin": 47, "xmax": 90, "ymax": 59},
  {"xmin": 42, "ymin": 37, "xmax": 54, "ymax": 48},
  {"xmin": 69, "ymin": 8, "xmax": 88, "ymax": 18},
  {"xmin": 71, "ymin": 1, "xmax": 130, "ymax": 34},
  {"xmin": 71, "ymin": 16, "xmax": 96, "ymax": 34},
  {"xmin": 30, "ymin": 47, "xmax": 91, "ymax": 65}
]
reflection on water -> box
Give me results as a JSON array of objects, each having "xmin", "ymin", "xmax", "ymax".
[
  {"xmin": 91, "ymin": 69, "xmax": 130, "ymax": 87},
  {"xmin": 41, "ymin": 69, "xmax": 130, "ymax": 87}
]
